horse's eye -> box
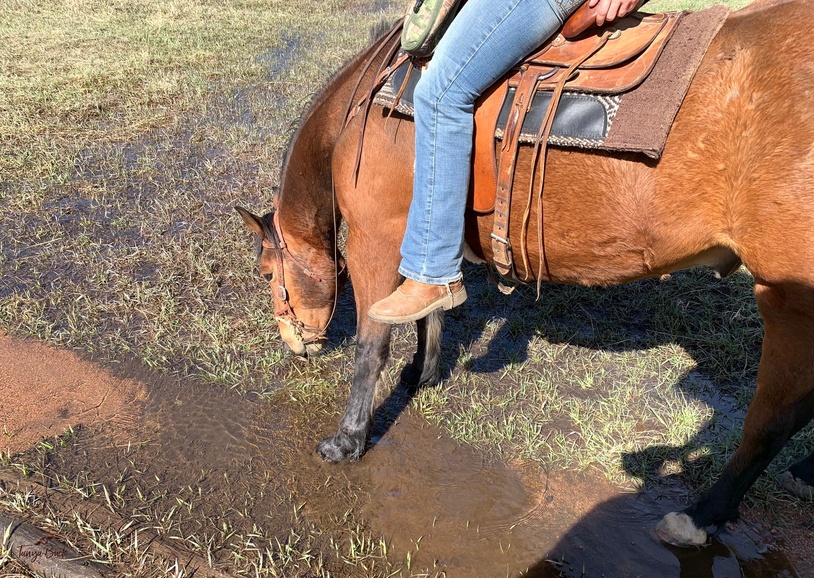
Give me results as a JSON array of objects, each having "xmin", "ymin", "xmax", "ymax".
[{"xmin": 262, "ymin": 272, "xmax": 274, "ymax": 282}]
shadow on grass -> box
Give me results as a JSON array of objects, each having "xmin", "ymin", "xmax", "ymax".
[
  {"xmin": 364, "ymin": 260, "xmax": 761, "ymax": 456},
  {"xmin": 354, "ymin": 258, "xmax": 814, "ymax": 575},
  {"xmin": 516, "ymin": 473, "xmax": 800, "ymax": 577}
]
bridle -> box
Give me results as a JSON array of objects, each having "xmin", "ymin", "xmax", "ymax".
[{"xmin": 261, "ymin": 211, "xmax": 341, "ymax": 347}]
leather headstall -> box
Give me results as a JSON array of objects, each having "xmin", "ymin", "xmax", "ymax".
[{"xmin": 262, "ymin": 211, "xmax": 338, "ymax": 345}]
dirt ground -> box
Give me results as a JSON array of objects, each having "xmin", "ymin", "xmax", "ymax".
[
  {"xmin": 0, "ymin": 330, "xmax": 148, "ymax": 456},
  {"xmin": 1, "ymin": 330, "xmax": 812, "ymax": 577}
]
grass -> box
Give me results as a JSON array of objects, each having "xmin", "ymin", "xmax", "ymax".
[
  {"xmin": 1, "ymin": 0, "xmax": 813, "ymax": 575},
  {"xmin": 0, "ymin": 0, "xmax": 399, "ymax": 387},
  {"xmin": 0, "ymin": 433, "xmax": 405, "ymax": 576}
]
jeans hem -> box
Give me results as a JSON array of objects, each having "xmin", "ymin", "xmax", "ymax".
[{"xmin": 399, "ymin": 266, "xmax": 463, "ymax": 285}]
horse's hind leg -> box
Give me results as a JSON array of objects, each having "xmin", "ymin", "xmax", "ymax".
[
  {"xmin": 657, "ymin": 281, "xmax": 814, "ymax": 546},
  {"xmin": 401, "ymin": 310, "xmax": 444, "ymax": 389}
]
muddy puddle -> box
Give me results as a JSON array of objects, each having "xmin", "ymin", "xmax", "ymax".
[
  {"xmin": 0, "ymin": 342, "xmax": 802, "ymax": 576},
  {"xmin": 289, "ymin": 396, "xmax": 797, "ymax": 577}
]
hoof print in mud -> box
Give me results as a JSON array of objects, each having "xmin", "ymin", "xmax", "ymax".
[{"xmin": 655, "ymin": 512, "xmax": 709, "ymax": 547}]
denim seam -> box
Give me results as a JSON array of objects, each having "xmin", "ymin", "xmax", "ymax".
[{"xmin": 430, "ymin": 0, "xmax": 525, "ymax": 106}]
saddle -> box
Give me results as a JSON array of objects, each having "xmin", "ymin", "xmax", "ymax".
[
  {"xmin": 480, "ymin": 10, "xmax": 683, "ymax": 280},
  {"xmin": 350, "ymin": 6, "xmax": 700, "ymax": 283}
]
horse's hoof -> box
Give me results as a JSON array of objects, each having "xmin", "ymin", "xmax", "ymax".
[
  {"xmin": 655, "ymin": 512, "xmax": 708, "ymax": 547},
  {"xmin": 778, "ymin": 471, "xmax": 814, "ymax": 501},
  {"xmin": 316, "ymin": 433, "xmax": 365, "ymax": 463}
]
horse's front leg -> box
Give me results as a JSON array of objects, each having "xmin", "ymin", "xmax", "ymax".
[
  {"xmin": 317, "ymin": 221, "xmax": 402, "ymax": 462},
  {"xmin": 317, "ymin": 316, "xmax": 392, "ymax": 462}
]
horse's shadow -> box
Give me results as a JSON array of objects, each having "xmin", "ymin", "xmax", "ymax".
[
  {"xmin": 328, "ymin": 262, "xmax": 808, "ymax": 574},
  {"xmin": 515, "ymin": 431, "xmax": 803, "ymax": 576}
]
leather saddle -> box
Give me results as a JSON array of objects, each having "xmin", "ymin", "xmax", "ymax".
[{"xmin": 477, "ymin": 10, "xmax": 683, "ymax": 279}]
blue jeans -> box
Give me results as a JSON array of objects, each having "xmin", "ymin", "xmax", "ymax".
[{"xmin": 399, "ymin": 0, "xmax": 583, "ymax": 284}]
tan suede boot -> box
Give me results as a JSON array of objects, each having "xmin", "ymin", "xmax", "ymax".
[{"xmin": 368, "ymin": 278, "xmax": 467, "ymax": 324}]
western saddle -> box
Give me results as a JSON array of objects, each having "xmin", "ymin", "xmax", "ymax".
[{"xmin": 347, "ymin": 2, "xmax": 684, "ymax": 285}]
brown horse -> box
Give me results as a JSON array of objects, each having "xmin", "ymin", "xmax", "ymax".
[{"xmin": 237, "ymin": 0, "xmax": 814, "ymax": 548}]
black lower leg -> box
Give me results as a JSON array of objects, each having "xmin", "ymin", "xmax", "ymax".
[
  {"xmin": 317, "ymin": 330, "xmax": 391, "ymax": 462},
  {"xmin": 401, "ymin": 310, "xmax": 443, "ymax": 389},
  {"xmin": 788, "ymin": 450, "xmax": 814, "ymax": 486},
  {"xmin": 687, "ymin": 410, "xmax": 804, "ymax": 529}
]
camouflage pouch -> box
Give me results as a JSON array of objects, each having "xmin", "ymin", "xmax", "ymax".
[{"xmin": 401, "ymin": 0, "xmax": 463, "ymax": 58}]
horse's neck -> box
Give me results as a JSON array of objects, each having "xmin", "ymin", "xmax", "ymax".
[{"xmin": 278, "ymin": 30, "xmax": 397, "ymax": 244}]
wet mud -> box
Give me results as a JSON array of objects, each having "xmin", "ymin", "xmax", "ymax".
[
  {"xmin": 1, "ymin": 339, "xmax": 804, "ymax": 576},
  {"xmin": 0, "ymin": 332, "xmax": 147, "ymax": 455}
]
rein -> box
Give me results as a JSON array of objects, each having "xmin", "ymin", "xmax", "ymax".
[{"xmin": 266, "ymin": 24, "xmax": 403, "ymax": 348}]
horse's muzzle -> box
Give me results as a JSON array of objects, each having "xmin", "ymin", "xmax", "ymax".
[
  {"xmin": 278, "ymin": 320, "xmax": 327, "ymax": 358},
  {"xmin": 289, "ymin": 338, "xmax": 326, "ymax": 359}
]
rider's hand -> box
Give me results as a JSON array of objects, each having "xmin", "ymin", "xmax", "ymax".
[{"xmin": 587, "ymin": 0, "xmax": 643, "ymax": 26}]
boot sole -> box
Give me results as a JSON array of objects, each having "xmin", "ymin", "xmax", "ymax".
[{"xmin": 368, "ymin": 286, "xmax": 467, "ymax": 324}]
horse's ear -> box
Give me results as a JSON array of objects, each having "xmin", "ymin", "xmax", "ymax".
[{"xmin": 235, "ymin": 206, "xmax": 264, "ymax": 238}]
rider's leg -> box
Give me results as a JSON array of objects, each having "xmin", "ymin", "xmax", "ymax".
[{"xmin": 369, "ymin": 0, "xmax": 583, "ymax": 324}]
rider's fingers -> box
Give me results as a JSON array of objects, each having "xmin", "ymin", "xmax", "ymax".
[
  {"xmin": 594, "ymin": 0, "xmax": 611, "ymax": 26},
  {"xmin": 605, "ymin": 0, "xmax": 620, "ymax": 22}
]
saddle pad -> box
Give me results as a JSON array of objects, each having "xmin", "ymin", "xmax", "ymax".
[{"xmin": 373, "ymin": 5, "xmax": 729, "ymax": 158}]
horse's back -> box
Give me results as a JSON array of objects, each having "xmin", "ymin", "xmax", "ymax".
[
  {"xmin": 335, "ymin": 1, "xmax": 814, "ymax": 289},
  {"xmin": 652, "ymin": 0, "xmax": 814, "ymax": 284}
]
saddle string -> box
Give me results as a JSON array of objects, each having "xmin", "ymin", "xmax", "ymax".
[
  {"xmin": 511, "ymin": 31, "xmax": 613, "ymax": 294},
  {"xmin": 350, "ymin": 30, "xmax": 405, "ymax": 185},
  {"xmin": 518, "ymin": 72, "xmax": 545, "ymax": 282},
  {"xmin": 325, "ymin": 176, "xmax": 343, "ymax": 342},
  {"xmin": 537, "ymin": 32, "xmax": 612, "ymax": 296},
  {"xmin": 387, "ymin": 61, "xmax": 414, "ymax": 118},
  {"xmin": 341, "ymin": 20, "xmax": 403, "ymax": 132}
]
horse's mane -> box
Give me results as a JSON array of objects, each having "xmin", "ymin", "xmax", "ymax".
[{"xmin": 276, "ymin": 20, "xmax": 401, "ymax": 207}]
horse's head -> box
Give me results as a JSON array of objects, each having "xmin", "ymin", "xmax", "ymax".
[{"xmin": 236, "ymin": 206, "xmax": 345, "ymax": 358}]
